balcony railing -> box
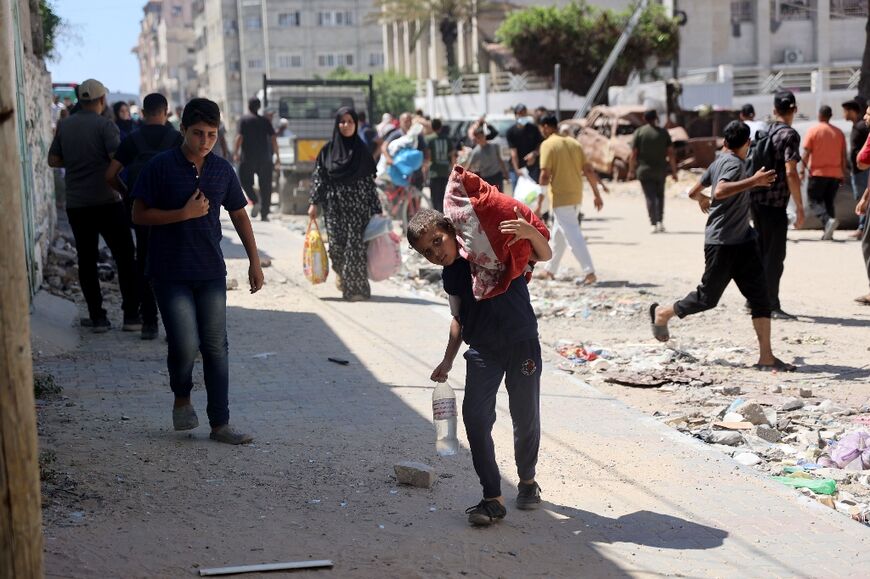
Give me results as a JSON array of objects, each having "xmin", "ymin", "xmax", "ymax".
[
  {"xmin": 415, "ymin": 71, "xmax": 551, "ymax": 98},
  {"xmin": 684, "ymin": 64, "xmax": 861, "ymax": 96}
]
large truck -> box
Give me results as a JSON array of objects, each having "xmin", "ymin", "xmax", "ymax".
[{"xmin": 260, "ymin": 76, "xmax": 373, "ymax": 215}]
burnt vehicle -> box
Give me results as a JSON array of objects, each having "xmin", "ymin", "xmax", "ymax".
[{"xmin": 560, "ymin": 105, "xmax": 723, "ymax": 181}]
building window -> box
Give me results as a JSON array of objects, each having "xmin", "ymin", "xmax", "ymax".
[
  {"xmin": 277, "ymin": 53, "xmax": 303, "ymax": 68},
  {"xmin": 224, "ymin": 19, "xmax": 238, "ymax": 36},
  {"xmin": 317, "ymin": 53, "xmax": 354, "ymax": 68},
  {"xmin": 317, "ymin": 10, "xmax": 353, "ymax": 26},
  {"xmin": 245, "ymin": 15, "xmax": 262, "ymax": 29},
  {"xmin": 730, "ymin": 1, "xmax": 754, "ymax": 22},
  {"xmin": 831, "ymin": 0, "xmax": 869, "ymax": 18},
  {"xmin": 278, "ymin": 11, "xmax": 301, "ymax": 27},
  {"xmin": 369, "ymin": 52, "xmax": 384, "ymax": 67},
  {"xmin": 172, "ymin": 4, "xmax": 183, "ymax": 18},
  {"xmin": 248, "ymin": 58, "xmax": 264, "ymax": 69},
  {"xmin": 775, "ymin": 0, "xmax": 810, "ymax": 21}
]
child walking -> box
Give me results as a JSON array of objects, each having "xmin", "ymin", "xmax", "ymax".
[
  {"xmin": 131, "ymin": 98, "xmax": 264, "ymax": 444},
  {"xmin": 650, "ymin": 120, "xmax": 795, "ymax": 372},
  {"xmin": 407, "ymin": 199, "xmax": 551, "ymax": 526}
]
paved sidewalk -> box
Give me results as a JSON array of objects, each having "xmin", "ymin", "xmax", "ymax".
[{"xmin": 38, "ymin": 216, "xmax": 870, "ymax": 578}]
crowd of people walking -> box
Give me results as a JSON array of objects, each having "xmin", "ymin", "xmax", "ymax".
[{"xmin": 46, "ymin": 76, "xmax": 870, "ymax": 528}]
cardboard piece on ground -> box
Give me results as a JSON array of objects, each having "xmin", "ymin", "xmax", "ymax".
[
  {"xmin": 712, "ymin": 421, "xmax": 754, "ymax": 430},
  {"xmin": 199, "ymin": 560, "xmax": 334, "ymax": 576}
]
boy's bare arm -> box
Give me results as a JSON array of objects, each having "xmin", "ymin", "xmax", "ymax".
[
  {"xmin": 713, "ymin": 167, "xmax": 775, "ymax": 200},
  {"xmin": 132, "ymin": 193, "xmax": 208, "ymax": 226},
  {"xmin": 431, "ymin": 316, "xmax": 462, "ymax": 382},
  {"xmin": 229, "ymin": 207, "xmax": 264, "ymax": 293}
]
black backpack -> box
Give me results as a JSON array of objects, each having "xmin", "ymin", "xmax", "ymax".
[
  {"xmin": 124, "ymin": 128, "xmax": 180, "ymax": 190},
  {"xmin": 746, "ymin": 123, "xmax": 787, "ymax": 188}
]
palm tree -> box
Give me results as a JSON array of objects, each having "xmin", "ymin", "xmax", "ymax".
[{"xmin": 374, "ymin": 0, "xmax": 479, "ymax": 78}]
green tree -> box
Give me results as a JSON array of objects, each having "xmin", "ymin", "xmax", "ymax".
[
  {"xmin": 39, "ymin": 0, "xmax": 62, "ymax": 60},
  {"xmin": 497, "ymin": 1, "xmax": 678, "ymax": 98},
  {"xmin": 373, "ymin": 0, "xmax": 478, "ymax": 79},
  {"xmin": 327, "ymin": 68, "xmax": 417, "ymax": 119}
]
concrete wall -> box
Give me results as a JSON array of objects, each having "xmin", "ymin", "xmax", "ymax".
[{"xmin": 23, "ymin": 56, "xmax": 55, "ymax": 287}]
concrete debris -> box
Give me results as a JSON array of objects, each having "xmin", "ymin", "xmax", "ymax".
[
  {"xmin": 800, "ymin": 388, "xmax": 813, "ymax": 398},
  {"xmin": 734, "ymin": 452, "xmax": 762, "ymax": 466},
  {"xmin": 781, "ymin": 398, "xmax": 805, "ymax": 412},
  {"xmin": 704, "ymin": 430, "xmax": 743, "ymax": 446},
  {"xmin": 754, "ymin": 425, "xmax": 782, "ymax": 443},
  {"xmin": 394, "ymin": 461, "xmax": 435, "ymax": 489},
  {"xmin": 733, "ymin": 402, "xmax": 772, "ymax": 426}
]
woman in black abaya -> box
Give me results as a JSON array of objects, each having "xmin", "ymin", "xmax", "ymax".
[{"xmin": 308, "ymin": 107, "xmax": 382, "ymax": 301}]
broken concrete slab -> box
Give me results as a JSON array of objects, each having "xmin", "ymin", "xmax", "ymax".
[
  {"xmin": 754, "ymin": 425, "xmax": 782, "ymax": 443},
  {"xmin": 781, "ymin": 398, "xmax": 805, "ymax": 412},
  {"xmin": 394, "ymin": 461, "xmax": 435, "ymax": 489}
]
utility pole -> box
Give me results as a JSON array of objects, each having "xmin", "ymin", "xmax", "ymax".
[{"xmin": 0, "ymin": 0, "xmax": 43, "ymax": 576}]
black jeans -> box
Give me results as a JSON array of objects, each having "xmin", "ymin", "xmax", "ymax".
[
  {"xmin": 133, "ymin": 225, "xmax": 158, "ymax": 324},
  {"xmin": 463, "ymin": 338, "xmax": 541, "ymax": 499},
  {"xmin": 66, "ymin": 202, "xmax": 139, "ymax": 322},
  {"xmin": 239, "ymin": 160, "xmax": 273, "ymax": 217},
  {"xmin": 807, "ymin": 176, "xmax": 840, "ymax": 225},
  {"xmin": 751, "ymin": 202, "xmax": 789, "ymax": 311},
  {"xmin": 640, "ymin": 178, "xmax": 665, "ymax": 225},
  {"xmin": 429, "ymin": 177, "xmax": 448, "ymax": 213},
  {"xmin": 674, "ymin": 241, "xmax": 771, "ymax": 319}
]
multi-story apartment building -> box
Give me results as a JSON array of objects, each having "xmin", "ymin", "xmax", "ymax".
[
  {"xmin": 133, "ymin": 0, "xmax": 197, "ymax": 108},
  {"xmin": 186, "ymin": 0, "xmax": 383, "ymax": 129}
]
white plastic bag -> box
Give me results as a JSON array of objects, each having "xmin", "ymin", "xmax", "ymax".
[{"xmin": 364, "ymin": 214, "xmax": 392, "ymax": 242}]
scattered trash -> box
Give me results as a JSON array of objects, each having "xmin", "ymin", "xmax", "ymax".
[
  {"xmin": 252, "ymin": 352, "xmax": 276, "ymax": 359},
  {"xmin": 198, "ymin": 560, "xmax": 333, "ymax": 576},
  {"xmin": 734, "ymin": 452, "xmax": 762, "ymax": 466},
  {"xmin": 327, "ymin": 357, "xmax": 350, "ymax": 366},
  {"xmin": 226, "ymin": 278, "xmax": 239, "ymax": 290},
  {"xmin": 773, "ymin": 476, "xmax": 837, "ymax": 495}
]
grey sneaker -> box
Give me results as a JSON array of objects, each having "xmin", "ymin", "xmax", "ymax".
[
  {"xmin": 172, "ymin": 404, "xmax": 199, "ymax": 431},
  {"xmin": 251, "ymin": 203, "xmax": 259, "ymax": 218},
  {"xmin": 822, "ymin": 218, "xmax": 839, "ymax": 241},
  {"xmin": 516, "ymin": 481, "xmax": 542, "ymax": 510},
  {"xmin": 209, "ymin": 425, "xmax": 253, "ymax": 445}
]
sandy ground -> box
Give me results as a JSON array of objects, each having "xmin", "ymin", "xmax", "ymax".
[{"xmin": 32, "ymin": 175, "xmax": 870, "ymax": 577}]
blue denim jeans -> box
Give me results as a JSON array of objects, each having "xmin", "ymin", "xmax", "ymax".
[
  {"xmin": 152, "ymin": 278, "xmax": 229, "ymax": 427},
  {"xmin": 852, "ymin": 170, "xmax": 868, "ymax": 230}
]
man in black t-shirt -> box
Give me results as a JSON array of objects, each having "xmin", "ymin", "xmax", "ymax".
[
  {"xmin": 234, "ymin": 97, "xmax": 280, "ymax": 221},
  {"xmin": 506, "ymin": 104, "xmax": 543, "ymax": 190},
  {"xmin": 106, "ymin": 92, "xmax": 183, "ymax": 340}
]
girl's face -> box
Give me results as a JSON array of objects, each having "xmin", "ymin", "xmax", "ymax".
[
  {"xmin": 338, "ymin": 113, "xmax": 356, "ymax": 138},
  {"xmin": 413, "ymin": 225, "xmax": 459, "ymax": 267},
  {"xmin": 117, "ymin": 104, "xmax": 130, "ymax": 120},
  {"xmin": 864, "ymin": 106, "xmax": 870, "ymax": 126}
]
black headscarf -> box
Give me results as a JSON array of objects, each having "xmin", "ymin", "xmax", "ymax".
[{"xmin": 317, "ymin": 107, "xmax": 377, "ymax": 184}]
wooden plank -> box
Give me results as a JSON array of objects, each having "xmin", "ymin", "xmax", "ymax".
[
  {"xmin": 0, "ymin": 0, "xmax": 43, "ymax": 576},
  {"xmin": 199, "ymin": 559, "xmax": 334, "ymax": 576},
  {"xmin": 712, "ymin": 421, "xmax": 754, "ymax": 431}
]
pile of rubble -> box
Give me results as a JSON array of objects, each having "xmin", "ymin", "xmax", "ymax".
[
  {"xmin": 531, "ymin": 279, "xmax": 649, "ymax": 320},
  {"xmin": 42, "ymin": 227, "xmax": 118, "ymax": 303},
  {"xmin": 554, "ymin": 341, "xmax": 719, "ymax": 388},
  {"xmin": 658, "ymin": 390, "xmax": 870, "ymax": 525}
]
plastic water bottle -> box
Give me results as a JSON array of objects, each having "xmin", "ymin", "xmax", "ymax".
[{"xmin": 432, "ymin": 381, "xmax": 458, "ymax": 456}]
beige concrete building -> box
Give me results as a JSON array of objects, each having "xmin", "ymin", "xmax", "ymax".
[
  {"xmin": 673, "ymin": 0, "xmax": 866, "ymax": 73},
  {"xmin": 382, "ymin": 0, "xmax": 632, "ymax": 80},
  {"xmin": 133, "ymin": 0, "xmax": 197, "ymax": 108}
]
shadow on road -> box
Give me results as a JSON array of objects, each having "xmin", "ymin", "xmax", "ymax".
[{"xmin": 543, "ymin": 503, "xmax": 728, "ymax": 550}]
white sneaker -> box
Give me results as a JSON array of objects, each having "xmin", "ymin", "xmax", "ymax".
[
  {"xmin": 650, "ymin": 225, "xmax": 659, "ymax": 234},
  {"xmin": 822, "ymin": 218, "xmax": 839, "ymax": 240},
  {"xmin": 657, "ymin": 222, "xmax": 666, "ymax": 233}
]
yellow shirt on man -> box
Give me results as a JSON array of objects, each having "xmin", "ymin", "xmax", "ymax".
[{"xmin": 540, "ymin": 133, "xmax": 585, "ymax": 207}]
